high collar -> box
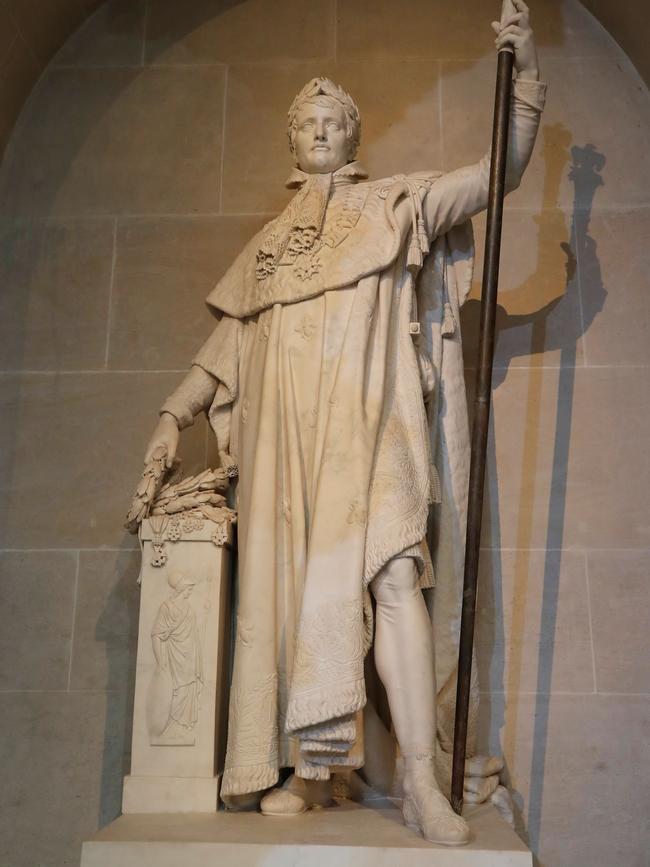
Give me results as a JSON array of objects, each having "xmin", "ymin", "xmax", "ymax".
[{"xmin": 285, "ymin": 160, "xmax": 369, "ymax": 190}]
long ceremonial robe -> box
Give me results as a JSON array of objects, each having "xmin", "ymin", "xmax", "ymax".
[{"xmin": 161, "ymin": 77, "xmax": 547, "ymax": 796}]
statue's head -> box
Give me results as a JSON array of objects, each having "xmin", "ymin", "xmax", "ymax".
[
  {"xmin": 287, "ymin": 77, "xmax": 360, "ymax": 174},
  {"xmin": 168, "ymin": 571, "xmax": 196, "ymax": 598}
]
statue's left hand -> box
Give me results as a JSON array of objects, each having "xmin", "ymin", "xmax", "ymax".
[
  {"xmin": 491, "ymin": 0, "xmax": 539, "ymax": 81},
  {"xmin": 436, "ymin": 747, "xmax": 515, "ymax": 823},
  {"xmin": 144, "ymin": 412, "xmax": 179, "ymax": 468},
  {"xmin": 463, "ymin": 754, "xmax": 515, "ymax": 826},
  {"xmin": 463, "ymin": 754, "xmax": 503, "ymax": 803}
]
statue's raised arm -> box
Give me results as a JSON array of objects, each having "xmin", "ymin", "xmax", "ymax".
[{"xmin": 423, "ymin": 0, "xmax": 545, "ymax": 238}]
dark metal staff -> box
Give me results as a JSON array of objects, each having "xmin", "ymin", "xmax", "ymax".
[{"xmin": 451, "ymin": 0, "xmax": 516, "ymax": 815}]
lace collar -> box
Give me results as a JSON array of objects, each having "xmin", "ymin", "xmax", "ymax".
[{"xmin": 285, "ymin": 160, "xmax": 369, "ymax": 190}]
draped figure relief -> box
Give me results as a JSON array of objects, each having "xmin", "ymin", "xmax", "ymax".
[{"xmin": 148, "ymin": 571, "xmax": 205, "ymax": 746}]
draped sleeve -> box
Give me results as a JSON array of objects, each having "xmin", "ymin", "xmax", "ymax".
[
  {"xmin": 192, "ymin": 313, "xmax": 243, "ymax": 404},
  {"xmin": 423, "ymin": 77, "xmax": 547, "ymax": 238},
  {"xmin": 160, "ymin": 313, "xmax": 243, "ymax": 430}
]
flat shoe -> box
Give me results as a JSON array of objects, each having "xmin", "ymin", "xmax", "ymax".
[
  {"xmin": 402, "ymin": 790, "xmax": 470, "ymax": 846},
  {"xmin": 260, "ymin": 788, "xmax": 308, "ymax": 816}
]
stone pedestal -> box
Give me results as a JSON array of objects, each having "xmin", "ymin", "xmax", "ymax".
[
  {"xmin": 81, "ymin": 800, "xmax": 532, "ymax": 866},
  {"xmin": 122, "ymin": 517, "xmax": 233, "ymax": 814}
]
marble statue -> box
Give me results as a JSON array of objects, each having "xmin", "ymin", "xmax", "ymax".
[{"xmin": 143, "ymin": 0, "xmax": 545, "ymax": 847}]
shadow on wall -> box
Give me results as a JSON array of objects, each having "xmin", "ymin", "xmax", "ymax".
[
  {"xmin": 0, "ymin": 0, "xmax": 579, "ymax": 220},
  {"xmin": 94, "ymin": 549, "xmax": 140, "ymax": 826},
  {"xmin": 462, "ymin": 130, "xmax": 606, "ymax": 862}
]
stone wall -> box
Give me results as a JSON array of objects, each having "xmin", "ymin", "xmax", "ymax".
[
  {"xmin": 0, "ymin": 2, "xmax": 648, "ymax": 865},
  {"xmin": 0, "ymin": 0, "xmax": 104, "ymax": 156},
  {"xmin": 581, "ymin": 0, "xmax": 650, "ymax": 85},
  {"xmin": 1, "ymin": 1, "xmax": 649, "ymax": 164}
]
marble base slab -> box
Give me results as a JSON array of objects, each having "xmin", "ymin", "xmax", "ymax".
[
  {"xmin": 81, "ymin": 800, "xmax": 532, "ymax": 866},
  {"xmin": 122, "ymin": 774, "xmax": 220, "ymax": 813}
]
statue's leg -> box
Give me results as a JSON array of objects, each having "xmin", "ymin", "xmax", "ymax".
[
  {"xmin": 370, "ymin": 557, "xmax": 470, "ymax": 846},
  {"xmin": 370, "ymin": 557, "xmax": 435, "ymax": 752}
]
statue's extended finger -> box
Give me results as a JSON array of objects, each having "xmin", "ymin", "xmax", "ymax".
[
  {"xmin": 491, "ymin": 786, "xmax": 515, "ymax": 827},
  {"xmin": 501, "ymin": 12, "xmax": 525, "ymax": 27},
  {"xmin": 465, "ymin": 773, "xmax": 499, "ymax": 795},
  {"xmin": 463, "ymin": 790, "xmax": 484, "ymax": 804},
  {"xmin": 498, "ymin": 23, "xmax": 524, "ymax": 37},
  {"xmin": 465, "ymin": 754, "xmax": 504, "ymax": 778},
  {"xmin": 512, "ymin": 0, "xmax": 530, "ymax": 13},
  {"xmin": 495, "ymin": 32, "xmax": 524, "ymax": 50},
  {"xmin": 464, "ymin": 774, "xmax": 499, "ymax": 802}
]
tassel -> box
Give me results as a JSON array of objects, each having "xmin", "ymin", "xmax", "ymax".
[
  {"xmin": 441, "ymin": 301, "xmax": 456, "ymax": 337},
  {"xmin": 407, "ymin": 235, "xmax": 423, "ymax": 273},
  {"xmin": 417, "ymin": 216, "xmax": 429, "ymax": 255}
]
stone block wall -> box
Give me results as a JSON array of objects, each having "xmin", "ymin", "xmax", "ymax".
[
  {"xmin": 0, "ymin": 0, "xmax": 105, "ymax": 157},
  {"xmin": 0, "ymin": 2, "xmax": 648, "ymax": 865}
]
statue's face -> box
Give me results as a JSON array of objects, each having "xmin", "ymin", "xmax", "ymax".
[{"xmin": 293, "ymin": 101, "xmax": 350, "ymax": 174}]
